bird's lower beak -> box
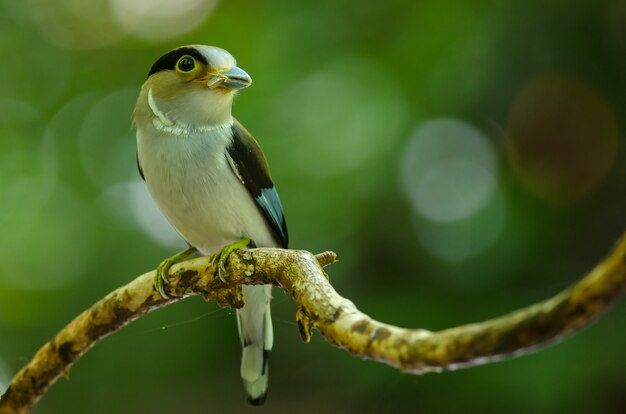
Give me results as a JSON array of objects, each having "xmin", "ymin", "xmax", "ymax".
[{"xmin": 207, "ymin": 66, "xmax": 252, "ymax": 90}]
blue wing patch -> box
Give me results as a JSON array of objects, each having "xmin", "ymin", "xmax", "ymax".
[{"xmin": 256, "ymin": 188, "xmax": 288, "ymax": 248}]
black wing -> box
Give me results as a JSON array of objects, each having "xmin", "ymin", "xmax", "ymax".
[{"xmin": 226, "ymin": 120, "xmax": 288, "ymax": 248}]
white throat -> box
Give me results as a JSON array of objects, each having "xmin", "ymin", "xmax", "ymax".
[{"xmin": 147, "ymin": 88, "xmax": 234, "ymax": 136}]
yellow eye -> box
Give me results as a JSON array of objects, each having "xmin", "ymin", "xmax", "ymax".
[{"xmin": 176, "ymin": 55, "xmax": 197, "ymax": 73}]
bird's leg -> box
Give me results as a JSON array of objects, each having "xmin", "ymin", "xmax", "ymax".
[
  {"xmin": 155, "ymin": 247, "xmax": 196, "ymax": 298},
  {"xmin": 211, "ymin": 238, "xmax": 251, "ymax": 283}
]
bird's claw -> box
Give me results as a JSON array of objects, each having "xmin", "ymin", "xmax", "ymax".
[
  {"xmin": 155, "ymin": 274, "xmax": 169, "ymax": 299},
  {"xmin": 211, "ymin": 238, "xmax": 251, "ymax": 283},
  {"xmin": 154, "ymin": 248, "xmax": 195, "ymax": 299}
]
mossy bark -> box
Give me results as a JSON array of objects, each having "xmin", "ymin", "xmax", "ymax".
[{"xmin": 1, "ymin": 235, "xmax": 625, "ymax": 413}]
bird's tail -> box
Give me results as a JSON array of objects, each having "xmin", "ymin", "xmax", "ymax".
[{"xmin": 236, "ymin": 284, "xmax": 273, "ymax": 406}]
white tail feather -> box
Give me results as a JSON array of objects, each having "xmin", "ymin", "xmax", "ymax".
[{"xmin": 236, "ymin": 285, "xmax": 273, "ymax": 405}]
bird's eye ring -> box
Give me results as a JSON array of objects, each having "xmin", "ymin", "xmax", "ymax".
[{"xmin": 177, "ymin": 55, "xmax": 196, "ymax": 73}]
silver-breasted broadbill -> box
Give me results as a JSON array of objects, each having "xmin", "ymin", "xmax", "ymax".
[{"xmin": 133, "ymin": 45, "xmax": 288, "ymax": 405}]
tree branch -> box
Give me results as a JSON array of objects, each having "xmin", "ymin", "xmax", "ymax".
[{"xmin": 2, "ymin": 233, "xmax": 626, "ymax": 413}]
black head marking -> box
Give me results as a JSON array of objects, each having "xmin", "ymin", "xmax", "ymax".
[{"xmin": 147, "ymin": 47, "xmax": 207, "ymax": 78}]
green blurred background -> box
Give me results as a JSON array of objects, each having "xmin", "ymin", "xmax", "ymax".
[{"xmin": 1, "ymin": 0, "xmax": 626, "ymax": 412}]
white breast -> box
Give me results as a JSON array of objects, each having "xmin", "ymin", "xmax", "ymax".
[{"xmin": 136, "ymin": 124, "xmax": 277, "ymax": 255}]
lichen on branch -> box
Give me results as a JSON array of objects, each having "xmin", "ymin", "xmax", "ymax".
[{"xmin": 2, "ymin": 233, "xmax": 626, "ymax": 414}]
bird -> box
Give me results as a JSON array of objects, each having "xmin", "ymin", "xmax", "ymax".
[{"xmin": 132, "ymin": 45, "xmax": 288, "ymax": 405}]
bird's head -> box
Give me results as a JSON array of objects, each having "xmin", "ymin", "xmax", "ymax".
[{"xmin": 134, "ymin": 45, "xmax": 251, "ymax": 130}]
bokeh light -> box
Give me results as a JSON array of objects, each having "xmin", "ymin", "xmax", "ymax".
[
  {"xmin": 269, "ymin": 57, "xmax": 408, "ymax": 178},
  {"xmin": 78, "ymin": 88, "xmax": 138, "ymax": 188},
  {"xmin": 401, "ymin": 118, "xmax": 498, "ymax": 222},
  {"xmin": 0, "ymin": 126, "xmax": 50, "ymax": 184},
  {"xmin": 109, "ymin": 0, "xmax": 219, "ymax": 41},
  {"xmin": 41, "ymin": 93, "xmax": 102, "ymax": 183},
  {"xmin": 99, "ymin": 180, "xmax": 184, "ymax": 249},
  {"xmin": 0, "ymin": 23, "xmax": 73, "ymax": 108},
  {"xmin": 0, "ymin": 179, "xmax": 96, "ymax": 290},
  {"xmin": 128, "ymin": 181, "xmax": 186, "ymax": 249},
  {"xmin": 26, "ymin": 0, "xmax": 219, "ymax": 49},
  {"xmin": 506, "ymin": 74, "xmax": 618, "ymax": 204},
  {"xmin": 401, "ymin": 118, "xmax": 503, "ymax": 262},
  {"xmin": 27, "ymin": 0, "xmax": 126, "ymax": 50},
  {"xmin": 413, "ymin": 189, "xmax": 506, "ymax": 263}
]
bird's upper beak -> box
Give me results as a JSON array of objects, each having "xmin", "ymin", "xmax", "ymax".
[{"xmin": 206, "ymin": 66, "xmax": 252, "ymax": 90}]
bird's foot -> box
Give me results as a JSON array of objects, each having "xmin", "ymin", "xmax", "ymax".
[
  {"xmin": 211, "ymin": 238, "xmax": 251, "ymax": 283},
  {"xmin": 155, "ymin": 247, "xmax": 196, "ymax": 299}
]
